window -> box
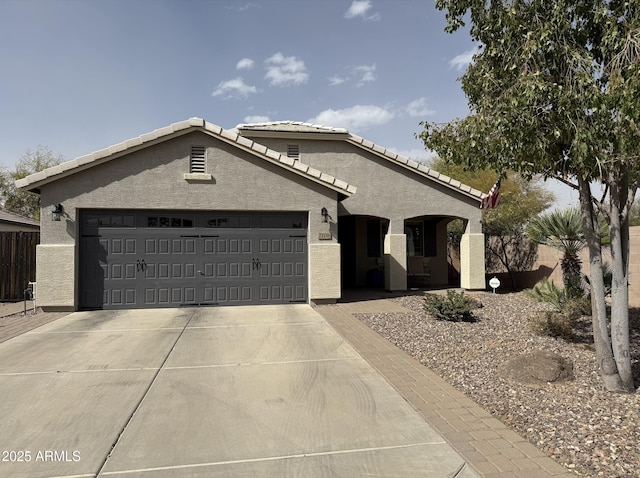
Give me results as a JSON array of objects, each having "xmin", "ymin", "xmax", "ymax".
[
  {"xmin": 405, "ymin": 220, "xmax": 438, "ymax": 257},
  {"xmin": 190, "ymin": 146, "xmax": 206, "ymax": 173},
  {"xmin": 287, "ymin": 144, "xmax": 300, "ymax": 161},
  {"xmin": 85, "ymin": 214, "xmax": 135, "ymax": 228},
  {"xmin": 206, "ymin": 216, "xmax": 251, "ymax": 228},
  {"xmin": 405, "ymin": 222, "xmax": 424, "ymax": 257},
  {"xmin": 147, "ymin": 215, "xmax": 194, "ymax": 228}
]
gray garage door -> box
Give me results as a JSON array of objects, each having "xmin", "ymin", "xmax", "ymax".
[{"xmin": 80, "ymin": 210, "xmax": 308, "ymax": 309}]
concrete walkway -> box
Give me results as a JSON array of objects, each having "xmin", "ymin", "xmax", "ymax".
[{"xmin": 315, "ymin": 296, "xmax": 573, "ymax": 478}]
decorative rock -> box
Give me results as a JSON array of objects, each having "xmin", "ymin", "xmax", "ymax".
[{"xmin": 499, "ymin": 351, "xmax": 574, "ymax": 386}]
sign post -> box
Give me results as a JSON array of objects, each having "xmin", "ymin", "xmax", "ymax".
[{"xmin": 489, "ymin": 276, "xmax": 501, "ymax": 294}]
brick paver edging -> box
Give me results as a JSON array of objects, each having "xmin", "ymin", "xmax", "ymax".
[
  {"xmin": 315, "ymin": 301, "xmax": 574, "ymax": 478},
  {"xmin": 0, "ymin": 310, "xmax": 70, "ymax": 344}
]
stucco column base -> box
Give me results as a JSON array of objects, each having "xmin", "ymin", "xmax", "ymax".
[
  {"xmin": 460, "ymin": 233, "xmax": 486, "ymax": 289},
  {"xmin": 309, "ymin": 243, "xmax": 341, "ymax": 301},
  {"xmin": 384, "ymin": 234, "xmax": 407, "ymax": 291},
  {"xmin": 36, "ymin": 244, "xmax": 76, "ymax": 310}
]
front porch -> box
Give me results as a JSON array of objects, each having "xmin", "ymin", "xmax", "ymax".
[{"xmin": 337, "ymin": 214, "xmax": 485, "ymax": 294}]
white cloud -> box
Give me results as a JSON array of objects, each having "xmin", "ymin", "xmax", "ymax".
[
  {"xmin": 225, "ymin": 2, "xmax": 259, "ymax": 12},
  {"xmin": 243, "ymin": 115, "xmax": 270, "ymax": 123},
  {"xmin": 264, "ymin": 52, "xmax": 309, "ymax": 86},
  {"xmin": 329, "ymin": 64, "xmax": 376, "ymax": 87},
  {"xmin": 406, "ymin": 97, "xmax": 435, "ymax": 117},
  {"xmin": 344, "ymin": 0, "xmax": 380, "ymax": 21},
  {"xmin": 449, "ymin": 47, "xmax": 479, "ymax": 71},
  {"xmin": 211, "ymin": 77, "xmax": 257, "ymax": 99},
  {"xmin": 390, "ymin": 147, "xmax": 433, "ymax": 162},
  {"xmin": 308, "ymin": 105, "xmax": 394, "ymax": 131},
  {"xmin": 329, "ymin": 75, "xmax": 346, "ymax": 86},
  {"xmin": 236, "ymin": 58, "xmax": 254, "ymax": 70},
  {"xmin": 354, "ymin": 64, "xmax": 376, "ymax": 86}
]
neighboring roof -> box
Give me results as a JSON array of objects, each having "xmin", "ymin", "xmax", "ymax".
[
  {"xmin": 0, "ymin": 209, "xmax": 39, "ymax": 227},
  {"xmin": 16, "ymin": 118, "xmax": 356, "ymax": 197},
  {"xmin": 235, "ymin": 121, "xmax": 484, "ymax": 201}
]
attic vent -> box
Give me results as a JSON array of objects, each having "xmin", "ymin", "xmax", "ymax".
[
  {"xmin": 190, "ymin": 146, "xmax": 206, "ymax": 173},
  {"xmin": 287, "ymin": 144, "xmax": 300, "ymax": 161}
]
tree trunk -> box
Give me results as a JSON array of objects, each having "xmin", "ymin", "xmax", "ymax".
[
  {"xmin": 608, "ymin": 172, "xmax": 635, "ymax": 392},
  {"xmin": 578, "ymin": 178, "xmax": 627, "ymax": 392}
]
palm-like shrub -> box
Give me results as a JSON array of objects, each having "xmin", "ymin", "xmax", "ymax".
[{"xmin": 526, "ymin": 208, "xmax": 607, "ymax": 298}]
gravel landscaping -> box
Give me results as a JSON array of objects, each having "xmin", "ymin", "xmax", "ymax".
[{"xmin": 355, "ymin": 291, "xmax": 640, "ymax": 478}]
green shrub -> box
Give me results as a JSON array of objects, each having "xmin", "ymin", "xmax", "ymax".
[
  {"xmin": 529, "ymin": 297, "xmax": 591, "ymax": 339},
  {"xmin": 528, "ymin": 310, "xmax": 578, "ymax": 338},
  {"xmin": 526, "ymin": 279, "xmax": 591, "ymax": 338},
  {"xmin": 525, "ymin": 277, "xmax": 567, "ymax": 311},
  {"xmin": 423, "ymin": 290, "xmax": 479, "ymax": 322}
]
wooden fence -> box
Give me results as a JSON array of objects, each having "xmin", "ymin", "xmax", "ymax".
[{"xmin": 0, "ymin": 232, "xmax": 39, "ymax": 301}]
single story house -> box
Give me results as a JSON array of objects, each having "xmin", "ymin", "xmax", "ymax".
[
  {"xmin": 0, "ymin": 209, "xmax": 40, "ymax": 232},
  {"xmin": 16, "ymin": 118, "xmax": 486, "ymax": 311}
]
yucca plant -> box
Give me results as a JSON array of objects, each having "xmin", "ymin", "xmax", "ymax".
[{"xmin": 526, "ymin": 208, "xmax": 608, "ymax": 299}]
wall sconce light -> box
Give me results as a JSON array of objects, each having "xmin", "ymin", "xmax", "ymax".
[
  {"xmin": 321, "ymin": 207, "xmax": 329, "ymax": 223},
  {"xmin": 52, "ymin": 204, "xmax": 64, "ymax": 222}
]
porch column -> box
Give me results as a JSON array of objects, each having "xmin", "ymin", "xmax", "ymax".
[
  {"xmin": 460, "ymin": 232, "xmax": 486, "ymax": 289},
  {"xmin": 384, "ymin": 233, "xmax": 407, "ymax": 291}
]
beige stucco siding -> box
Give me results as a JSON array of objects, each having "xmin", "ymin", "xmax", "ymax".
[
  {"xmin": 242, "ymin": 134, "xmax": 485, "ymax": 291},
  {"xmin": 36, "ymin": 131, "xmax": 341, "ymax": 308},
  {"xmin": 241, "ymin": 137, "xmax": 482, "ymax": 233},
  {"xmin": 39, "ymin": 132, "xmax": 338, "ymax": 244}
]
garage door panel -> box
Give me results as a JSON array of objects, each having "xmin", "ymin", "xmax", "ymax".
[
  {"xmin": 125, "ymin": 239, "xmax": 136, "ymax": 254},
  {"xmin": 204, "ymin": 239, "xmax": 215, "ymax": 254},
  {"xmin": 158, "ymin": 288, "xmax": 169, "ymax": 304},
  {"xmin": 145, "ymin": 289, "xmax": 156, "ymax": 305},
  {"xmin": 145, "ymin": 239, "xmax": 156, "ymax": 254},
  {"xmin": 172, "ymin": 264, "xmax": 183, "ymax": 278},
  {"xmin": 111, "ymin": 264, "xmax": 123, "ymax": 280},
  {"xmin": 125, "ymin": 289, "xmax": 136, "ymax": 305},
  {"xmin": 81, "ymin": 211, "xmax": 308, "ymax": 309},
  {"xmin": 125, "ymin": 264, "xmax": 137, "ymax": 279},
  {"xmin": 159, "ymin": 239, "xmax": 170, "ymax": 254},
  {"xmin": 111, "ymin": 289, "xmax": 123, "ymax": 305},
  {"xmin": 111, "ymin": 239, "xmax": 123, "ymax": 254}
]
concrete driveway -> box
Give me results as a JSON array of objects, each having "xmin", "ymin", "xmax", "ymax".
[{"xmin": 0, "ymin": 305, "xmax": 478, "ymax": 477}]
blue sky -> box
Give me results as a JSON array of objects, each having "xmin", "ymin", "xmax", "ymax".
[{"xmin": 0, "ymin": 0, "xmax": 577, "ymax": 206}]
